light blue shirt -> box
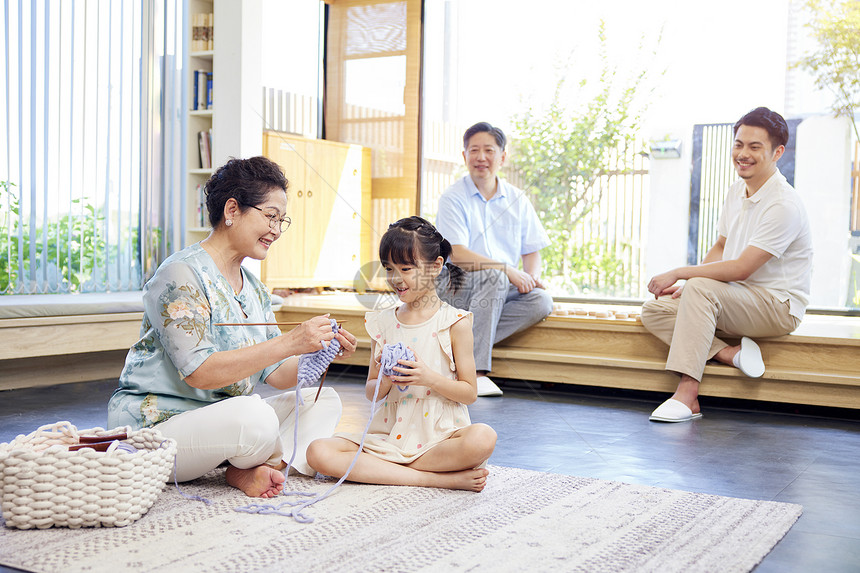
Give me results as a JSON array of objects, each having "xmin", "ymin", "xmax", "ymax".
[
  {"xmin": 107, "ymin": 243, "xmax": 285, "ymax": 430},
  {"xmin": 434, "ymin": 175, "xmax": 550, "ymax": 268}
]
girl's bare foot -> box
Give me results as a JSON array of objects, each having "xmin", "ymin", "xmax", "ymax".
[
  {"xmin": 435, "ymin": 468, "xmax": 489, "ymax": 492},
  {"xmin": 225, "ymin": 465, "xmax": 285, "ymax": 498}
]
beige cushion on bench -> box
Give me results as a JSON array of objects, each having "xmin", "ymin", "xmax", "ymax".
[{"xmin": 0, "ymin": 292, "xmax": 144, "ymax": 319}]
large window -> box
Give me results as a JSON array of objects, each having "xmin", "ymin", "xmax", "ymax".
[
  {"xmin": 259, "ymin": 0, "xmax": 324, "ymax": 138},
  {"xmin": 0, "ymin": 0, "xmax": 184, "ymax": 294},
  {"xmin": 421, "ymin": 0, "xmax": 859, "ymax": 310}
]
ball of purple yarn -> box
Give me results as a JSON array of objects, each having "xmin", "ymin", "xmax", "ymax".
[
  {"xmin": 379, "ymin": 342, "xmax": 414, "ymax": 380},
  {"xmin": 296, "ymin": 319, "xmax": 342, "ymax": 387},
  {"xmin": 379, "ymin": 342, "xmax": 414, "ymax": 376}
]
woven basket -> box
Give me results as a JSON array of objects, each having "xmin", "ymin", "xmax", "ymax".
[{"xmin": 0, "ymin": 421, "xmax": 177, "ymax": 529}]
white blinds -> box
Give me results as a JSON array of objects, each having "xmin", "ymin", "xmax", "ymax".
[{"xmin": 0, "ymin": 0, "xmax": 185, "ymax": 294}]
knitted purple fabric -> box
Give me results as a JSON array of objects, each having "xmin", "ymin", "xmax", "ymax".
[{"xmin": 296, "ymin": 319, "xmax": 342, "ymax": 395}]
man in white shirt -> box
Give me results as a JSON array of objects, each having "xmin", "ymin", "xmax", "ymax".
[
  {"xmin": 435, "ymin": 122, "xmax": 554, "ymax": 396},
  {"xmin": 642, "ymin": 107, "xmax": 813, "ymax": 422}
]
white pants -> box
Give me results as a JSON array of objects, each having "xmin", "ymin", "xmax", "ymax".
[{"xmin": 155, "ymin": 387, "xmax": 342, "ymax": 481}]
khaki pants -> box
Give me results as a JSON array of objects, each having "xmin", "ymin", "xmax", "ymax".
[{"xmin": 640, "ymin": 277, "xmax": 799, "ymax": 382}]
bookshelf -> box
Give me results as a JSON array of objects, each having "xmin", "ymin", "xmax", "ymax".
[
  {"xmin": 184, "ymin": 0, "xmax": 263, "ymax": 248},
  {"xmin": 186, "ymin": 0, "xmax": 214, "ymax": 243}
]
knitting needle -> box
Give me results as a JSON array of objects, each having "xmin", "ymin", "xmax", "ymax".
[
  {"xmin": 79, "ymin": 432, "xmax": 128, "ymax": 443},
  {"xmin": 214, "ymin": 321, "xmax": 347, "ymax": 326},
  {"xmin": 314, "ymin": 368, "xmax": 329, "ymax": 403},
  {"xmin": 212, "ymin": 322, "xmax": 343, "ymax": 402},
  {"xmin": 70, "ymin": 441, "xmax": 120, "ymax": 452},
  {"xmin": 70, "ymin": 432, "xmax": 130, "ymax": 451}
]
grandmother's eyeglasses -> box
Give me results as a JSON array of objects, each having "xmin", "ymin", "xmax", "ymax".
[{"xmin": 242, "ymin": 203, "xmax": 291, "ymax": 233}]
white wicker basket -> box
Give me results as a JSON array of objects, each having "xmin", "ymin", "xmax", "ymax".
[{"xmin": 0, "ymin": 421, "xmax": 177, "ymax": 529}]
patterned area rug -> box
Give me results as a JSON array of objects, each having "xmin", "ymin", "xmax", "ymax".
[{"xmin": 0, "ymin": 465, "xmax": 801, "ymax": 573}]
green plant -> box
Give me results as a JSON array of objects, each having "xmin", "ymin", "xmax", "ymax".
[
  {"xmin": 850, "ymin": 253, "xmax": 860, "ymax": 307},
  {"xmin": 542, "ymin": 239, "xmax": 633, "ymax": 297},
  {"xmin": 0, "ymin": 181, "xmax": 130, "ymax": 294},
  {"xmin": 793, "ymin": 0, "xmax": 860, "ymax": 140},
  {"xmin": 0, "ymin": 180, "xmax": 20, "ymax": 291},
  {"xmin": 508, "ymin": 23, "xmax": 657, "ymax": 296}
]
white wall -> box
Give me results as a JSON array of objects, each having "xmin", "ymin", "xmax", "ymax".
[
  {"xmin": 794, "ymin": 115, "xmax": 854, "ymax": 308},
  {"xmin": 214, "ymin": 0, "xmax": 265, "ymax": 279},
  {"xmin": 643, "ymin": 127, "xmax": 693, "ymax": 283}
]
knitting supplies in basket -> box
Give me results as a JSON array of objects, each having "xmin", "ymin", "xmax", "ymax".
[{"xmin": 0, "ymin": 421, "xmax": 177, "ymax": 529}]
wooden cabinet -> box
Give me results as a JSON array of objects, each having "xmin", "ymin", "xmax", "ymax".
[{"xmin": 262, "ymin": 132, "xmax": 372, "ymax": 289}]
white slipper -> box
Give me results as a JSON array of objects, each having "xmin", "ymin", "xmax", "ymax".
[
  {"xmin": 735, "ymin": 336, "xmax": 765, "ymax": 378},
  {"xmin": 476, "ymin": 375, "xmax": 503, "ymax": 397},
  {"xmin": 649, "ymin": 398, "xmax": 703, "ymax": 423}
]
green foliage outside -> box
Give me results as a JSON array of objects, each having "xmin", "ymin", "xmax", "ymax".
[
  {"xmin": 0, "ymin": 180, "xmax": 131, "ymax": 294},
  {"xmin": 793, "ymin": 0, "xmax": 860, "ymax": 308},
  {"xmin": 793, "ymin": 0, "xmax": 860, "ymax": 141},
  {"xmin": 851, "ymin": 254, "xmax": 860, "ymax": 307},
  {"xmin": 508, "ymin": 23, "xmax": 657, "ymax": 297}
]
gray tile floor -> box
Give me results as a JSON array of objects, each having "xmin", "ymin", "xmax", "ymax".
[{"xmin": 2, "ymin": 366, "xmax": 859, "ymax": 572}]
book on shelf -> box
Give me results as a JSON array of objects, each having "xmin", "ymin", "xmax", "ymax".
[
  {"xmin": 194, "ymin": 69, "xmax": 209, "ymax": 110},
  {"xmin": 207, "ymin": 13, "xmax": 214, "ymax": 50},
  {"xmin": 198, "ymin": 130, "xmax": 212, "ymax": 169},
  {"xmin": 192, "ymin": 13, "xmax": 203, "ymax": 51},
  {"xmin": 196, "ymin": 182, "xmax": 208, "ymax": 227},
  {"xmin": 206, "ymin": 72, "xmax": 213, "ymax": 109},
  {"xmin": 191, "ymin": 13, "xmax": 213, "ymax": 52}
]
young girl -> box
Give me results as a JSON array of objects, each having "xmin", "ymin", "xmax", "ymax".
[{"xmin": 307, "ymin": 216, "xmax": 496, "ymax": 492}]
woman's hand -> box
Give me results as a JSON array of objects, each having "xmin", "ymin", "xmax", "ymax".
[
  {"xmin": 333, "ymin": 327, "xmax": 358, "ymax": 361},
  {"xmin": 389, "ymin": 348, "xmax": 444, "ymax": 390},
  {"xmin": 284, "ymin": 315, "xmax": 338, "ymax": 355}
]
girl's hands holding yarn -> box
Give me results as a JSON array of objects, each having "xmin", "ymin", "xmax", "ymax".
[
  {"xmin": 389, "ymin": 348, "xmax": 443, "ymax": 389},
  {"xmin": 284, "ymin": 314, "xmax": 337, "ymax": 354}
]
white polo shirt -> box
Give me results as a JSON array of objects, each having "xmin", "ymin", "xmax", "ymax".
[
  {"xmin": 434, "ymin": 175, "xmax": 550, "ymax": 268},
  {"xmin": 717, "ymin": 169, "xmax": 813, "ymax": 319}
]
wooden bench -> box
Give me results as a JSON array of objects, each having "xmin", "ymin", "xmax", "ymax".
[
  {"xmin": 0, "ymin": 293, "xmax": 144, "ymax": 390},
  {"xmin": 273, "ymin": 292, "xmax": 860, "ymax": 410},
  {"xmin": 3, "ymin": 290, "xmax": 857, "ymax": 410}
]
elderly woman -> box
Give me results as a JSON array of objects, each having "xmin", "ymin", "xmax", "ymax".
[{"xmin": 108, "ymin": 156, "xmax": 357, "ymax": 498}]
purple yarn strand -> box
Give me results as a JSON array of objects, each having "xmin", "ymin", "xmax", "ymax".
[{"xmin": 234, "ymin": 341, "xmax": 414, "ymax": 523}]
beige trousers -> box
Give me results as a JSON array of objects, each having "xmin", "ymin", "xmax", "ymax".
[{"xmin": 640, "ymin": 277, "xmax": 799, "ymax": 382}]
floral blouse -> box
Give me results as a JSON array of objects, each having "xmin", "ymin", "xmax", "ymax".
[{"xmin": 107, "ymin": 243, "xmax": 285, "ymax": 430}]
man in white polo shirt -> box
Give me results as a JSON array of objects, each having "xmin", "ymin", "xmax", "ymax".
[
  {"xmin": 641, "ymin": 107, "xmax": 813, "ymax": 422},
  {"xmin": 435, "ymin": 122, "xmax": 553, "ymax": 397}
]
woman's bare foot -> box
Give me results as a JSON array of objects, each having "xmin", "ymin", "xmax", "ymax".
[
  {"xmin": 225, "ymin": 465, "xmax": 285, "ymax": 498},
  {"xmin": 434, "ymin": 468, "xmax": 489, "ymax": 492}
]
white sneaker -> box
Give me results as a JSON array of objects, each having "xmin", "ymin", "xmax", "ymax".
[{"xmin": 476, "ymin": 375, "xmax": 503, "ymax": 397}]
